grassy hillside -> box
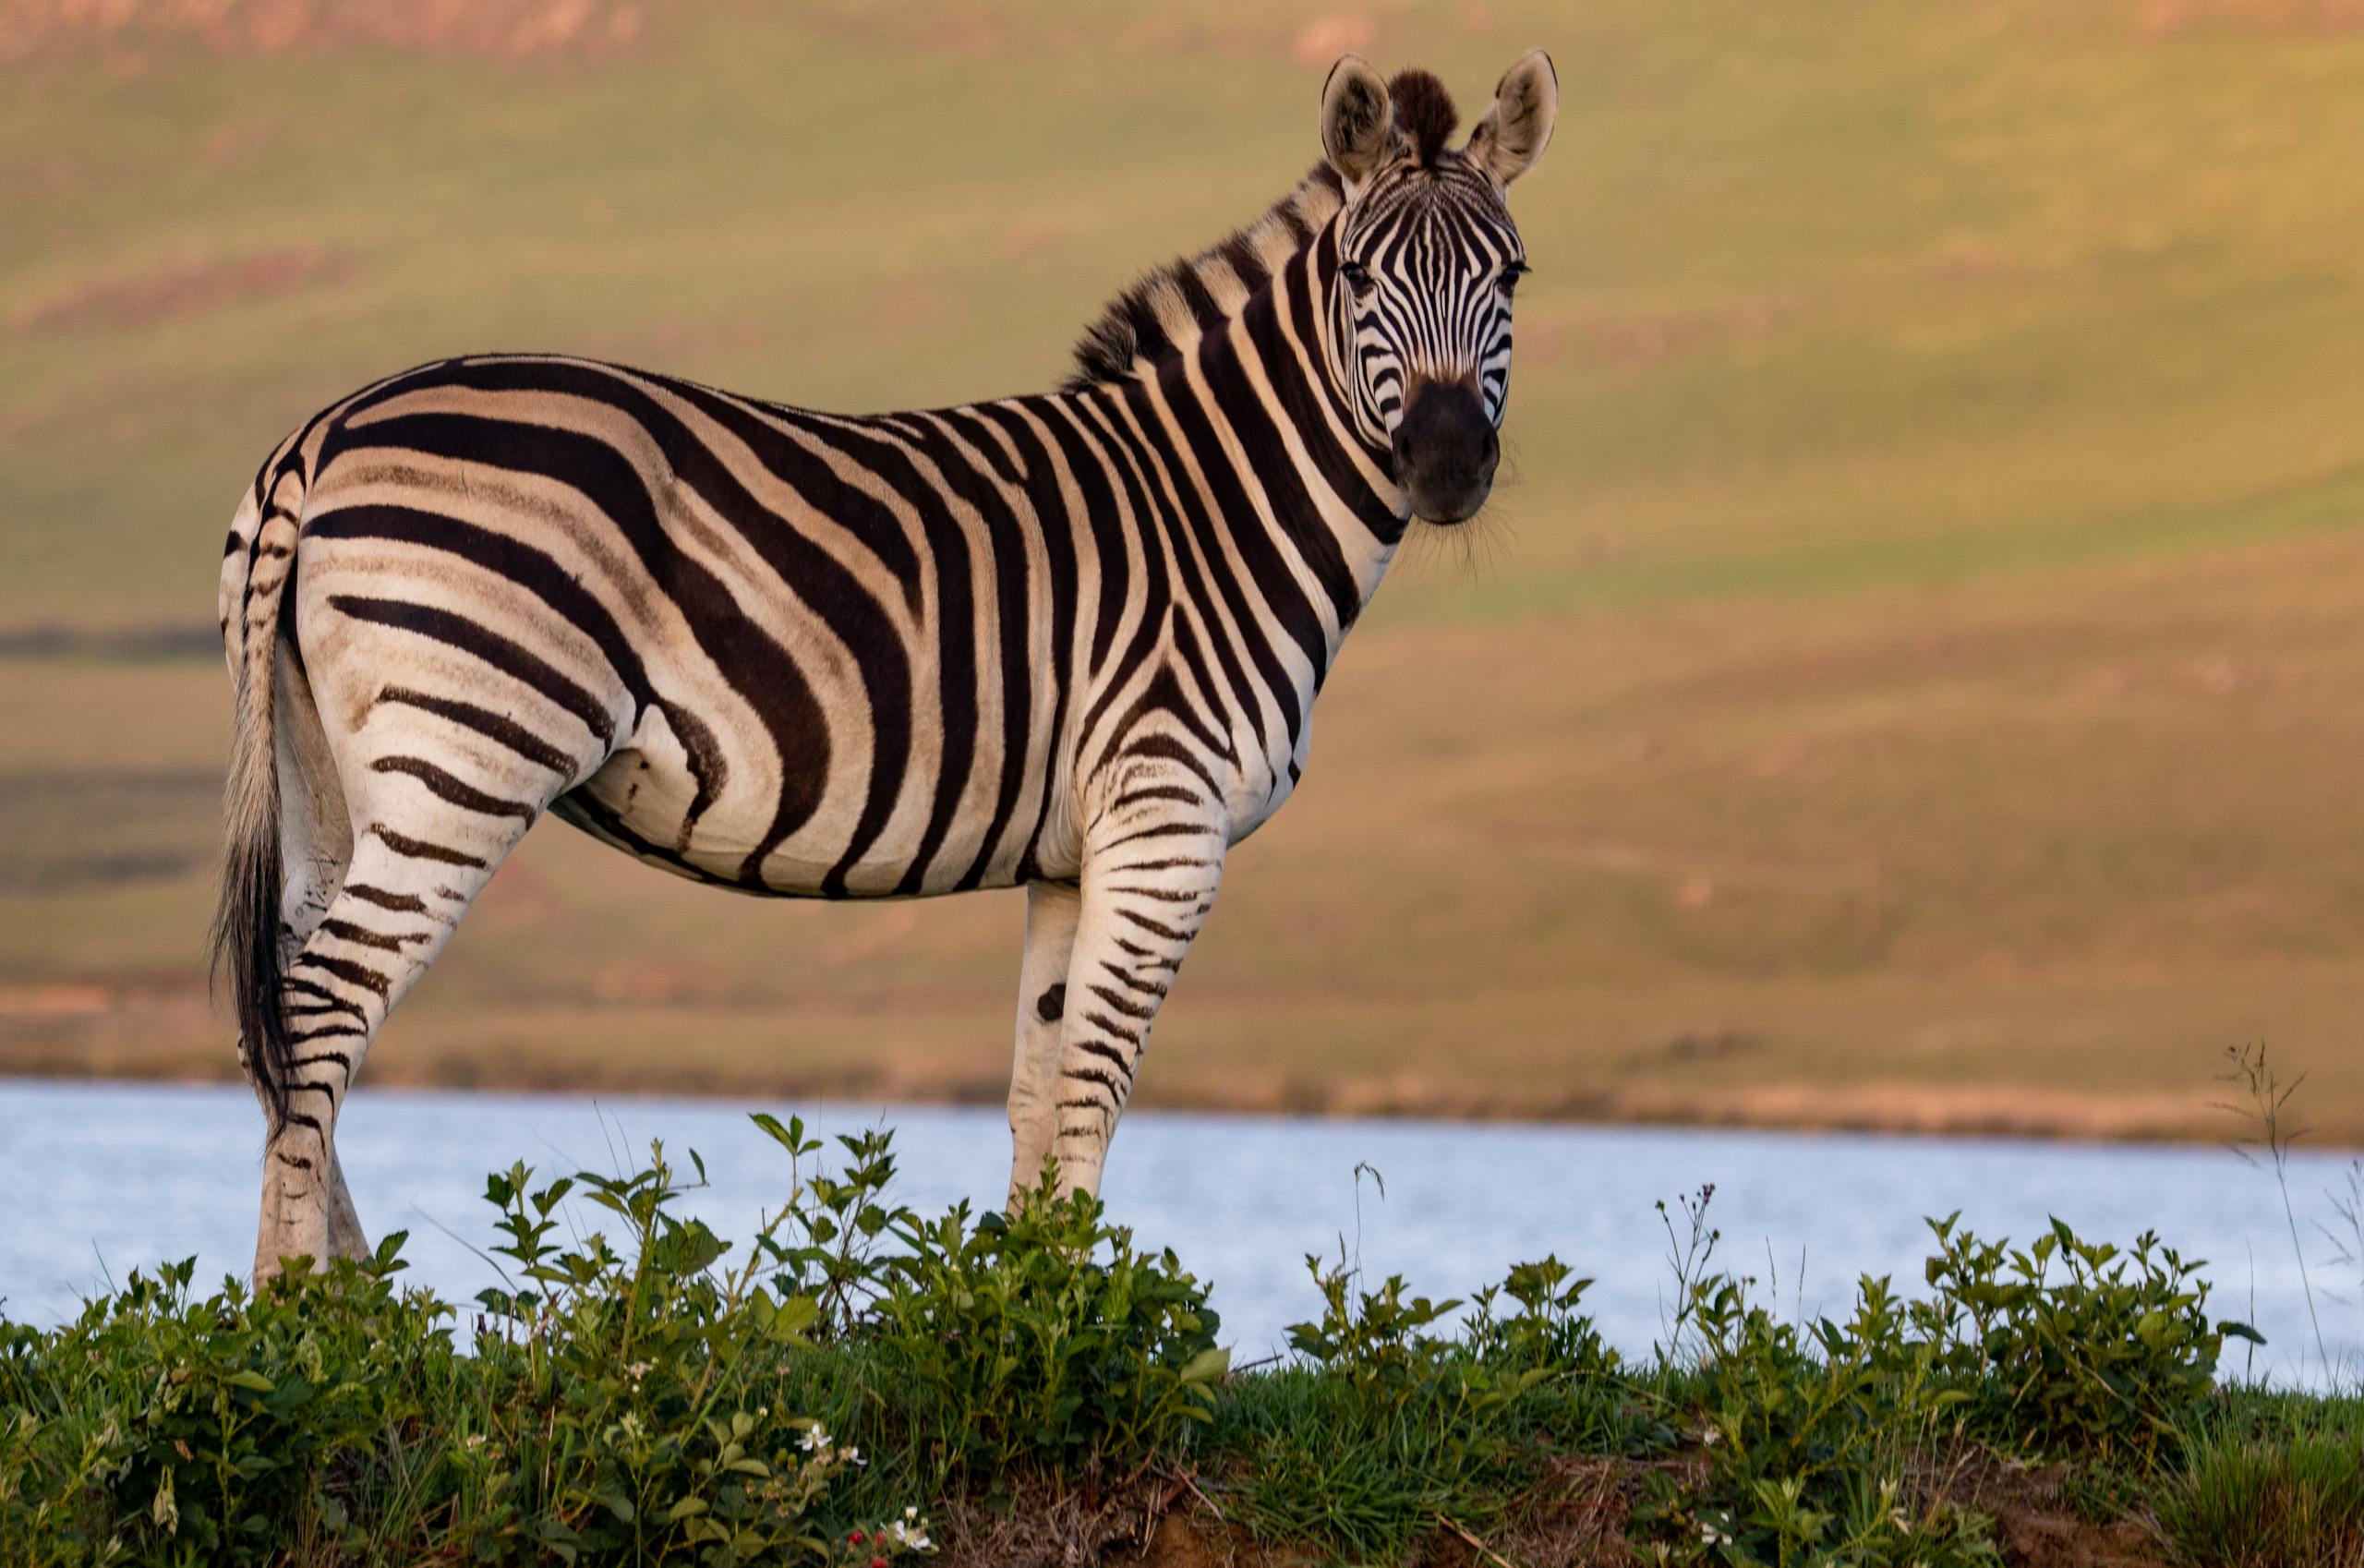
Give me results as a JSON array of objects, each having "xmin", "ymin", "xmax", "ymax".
[{"xmin": 6, "ymin": 1, "xmax": 2364, "ymax": 1137}]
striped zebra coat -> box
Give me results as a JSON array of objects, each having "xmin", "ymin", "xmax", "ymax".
[{"xmin": 217, "ymin": 52, "xmax": 1558, "ymax": 1279}]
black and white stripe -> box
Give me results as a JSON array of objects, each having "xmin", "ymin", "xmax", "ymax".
[{"xmin": 215, "ymin": 51, "xmax": 1558, "ymax": 1277}]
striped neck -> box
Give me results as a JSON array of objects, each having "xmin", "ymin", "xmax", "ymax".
[{"xmin": 1103, "ymin": 224, "xmax": 1413, "ymax": 670}]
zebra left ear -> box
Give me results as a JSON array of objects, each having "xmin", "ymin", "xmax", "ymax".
[
  {"xmin": 1465, "ymin": 49, "xmax": 1557, "ymax": 187},
  {"xmin": 1320, "ymin": 54, "xmax": 1394, "ymax": 187}
]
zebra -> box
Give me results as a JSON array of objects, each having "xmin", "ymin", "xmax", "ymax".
[{"xmin": 215, "ymin": 51, "xmax": 1558, "ymax": 1280}]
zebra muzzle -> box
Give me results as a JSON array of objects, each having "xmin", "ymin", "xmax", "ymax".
[{"xmin": 1393, "ymin": 378, "xmax": 1499, "ymax": 525}]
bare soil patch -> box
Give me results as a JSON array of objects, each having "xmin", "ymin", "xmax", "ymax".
[{"xmin": 919, "ymin": 1457, "xmax": 2168, "ymax": 1568}]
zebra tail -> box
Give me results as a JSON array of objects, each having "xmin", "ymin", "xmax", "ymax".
[{"xmin": 211, "ymin": 474, "xmax": 299, "ymax": 1132}]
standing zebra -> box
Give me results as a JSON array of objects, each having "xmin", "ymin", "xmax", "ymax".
[{"xmin": 217, "ymin": 52, "xmax": 1557, "ymax": 1279}]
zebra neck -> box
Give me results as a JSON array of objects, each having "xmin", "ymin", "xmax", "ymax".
[{"xmin": 1162, "ymin": 240, "xmax": 1414, "ymax": 664}]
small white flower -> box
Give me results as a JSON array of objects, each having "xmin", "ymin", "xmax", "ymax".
[
  {"xmin": 464, "ymin": 1433, "xmax": 487, "ymax": 1451},
  {"xmin": 887, "ymin": 1519, "xmax": 934, "ymax": 1551},
  {"xmin": 1697, "ymin": 1425, "xmax": 1721, "ymax": 1447},
  {"xmin": 799, "ymin": 1425, "xmax": 831, "ymax": 1453},
  {"xmin": 624, "ymin": 1359, "xmax": 652, "ymax": 1381},
  {"xmin": 904, "ymin": 1506, "xmax": 918, "ymax": 1520}
]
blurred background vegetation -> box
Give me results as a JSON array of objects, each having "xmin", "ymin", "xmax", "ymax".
[{"xmin": 5, "ymin": 0, "xmax": 2364, "ymax": 1139}]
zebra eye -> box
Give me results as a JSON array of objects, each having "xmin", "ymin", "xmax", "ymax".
[
  {"xmin": 1499, "ymin": 261, "xmax": 1530, "ymax": 295},
  {"xmin": 1338, "ymin": 260, "xmax": 1375, "ymax": 296}
]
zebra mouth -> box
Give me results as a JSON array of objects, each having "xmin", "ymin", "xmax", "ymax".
[{"xmin": 1415, "ymin": 488, "xmax": 1491, "ymax": 526}]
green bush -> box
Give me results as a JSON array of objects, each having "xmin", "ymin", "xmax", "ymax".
[
  {"xmin": 0, "ymin": 1117, "xmax": 2330, "ymax": 1568},
  {"xmin": 874, "ymin": 1179, "xmax": 1227, "ymax": 1477},
  {"xmin": 1916, "ymin": 1214, "xmax": 2246, "ymax": 1463},
  {"xmin": 1634, "ymin": 1273, "xmax": 1997, "ymax": 1567},
  {"xmin": 1284, "ymin": 1252, "xmax": 1464, "ymax": 1404},
  {"xmin": 1465, "ymin": 1254, "xmax": 1621, "ymax": 1381},
  {"xmin": 0, "ymin": 1125, "xmax": 935, "ymax": 1567},
  {"xmin": 461, "ymin": 1143, "xmax": 898, "ymax": 1564},
  {"xmin": 0, "ymin": 1245, "xmax": 449, "ymax": 1567},
  {"xmin": 1223, "ymin": 1251, "xmax": 1638, "ymax": 1561},
  {"xmin": 1630, "ymin": 1210, "xmax": 2248, "ymax": 1564}
]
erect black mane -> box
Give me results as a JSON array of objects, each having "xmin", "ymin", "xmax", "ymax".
[
  {"xmin": 1063, "ymin": 66, "xmax": 1463, "ymax": 391},
  {"xmin": 1064, "ymin": 163, "xmax": 1345, "ymax": 391}
]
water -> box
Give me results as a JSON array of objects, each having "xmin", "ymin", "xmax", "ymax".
[{"xmin": 3, "ymin": 1078, "xmax": 2358, "ymax": 1386}]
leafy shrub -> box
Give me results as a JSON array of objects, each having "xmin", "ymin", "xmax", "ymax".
[
  {"xmin": 0, "ymin": 1116, "xmax": 2332, "ymax": 1568},
  {"xmin": 1285, "ymin": 1248, "xmax": 1622, "ymax": 1430},
  {"xmin": 874, "ymin": 1179, "xmax": 1227, "ymax": 1477},
  {"xmin": 1285, "ymin": 1251, "xmax": 1463, "ymax": 1403},
  {"xmin": 0, "ymin": 1125, "xmax": 935, "ymax": 1567},
  {"xmin": 1635, "ymin": 1272, "xmax": 1997, "ymax": 1567},
  {"xmin": 463, "ymin": 1142, "xmax": 907, "ymax": 1563},
  {"xmin": 1630, "ymin": 1207, "xmax": 2242, "ymax": 1564},
  {"xmin": 742, "ymin": 1116, "xmax": 911, "ymax": 1336},
  {"xmin": 1232, "ymin": 1250, "xmax": 1639, "ymax": 1561},
  {"xmin": 1916, "ymin": 1214, "xmax": 2246, "ymax": 1463},
  {"xmin": 1465, "ymin": 1254, "xmax": 1620, "ymax": 1380},
  {"xmin": 0, "ymin": 1244, "xmax": 448, "ymax": 1567}
]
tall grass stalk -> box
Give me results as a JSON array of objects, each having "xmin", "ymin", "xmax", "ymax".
[{"xmin": 2218, "ymin": 1043, "xmax": 2331, "ymax": 1382}]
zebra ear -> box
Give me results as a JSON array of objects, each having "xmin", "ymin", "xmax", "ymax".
[
  {"xmin": 1465, "ymin": 49, "xmax": 1558, "ymax": 187},
  {"xmin": 1319, "ymin": 54, "xmax": 1393, "ymax": 187}
]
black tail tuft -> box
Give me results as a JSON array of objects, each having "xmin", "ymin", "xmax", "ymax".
[
  {"xmin": 214, "ymin": 467, "xmax": 298, "ymax": 1134},
  {"xmin": 213, "ymin": 799, "xmax": 293, "ymax": 1130}
]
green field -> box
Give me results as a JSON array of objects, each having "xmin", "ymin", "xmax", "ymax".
[{"xmin": 6, "ymin": 1, "xmax": 2364, "ymax": 1138}]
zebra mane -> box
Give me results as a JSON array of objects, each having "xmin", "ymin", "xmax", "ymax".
[{"xmin": 1064, "ymin": 163, "xmax": 1345, "ymax": 391}]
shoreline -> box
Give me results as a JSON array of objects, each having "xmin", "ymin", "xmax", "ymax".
[{"xmin": 6, "ymin": 1056, "xmax": 2358, "ymax": 1153}]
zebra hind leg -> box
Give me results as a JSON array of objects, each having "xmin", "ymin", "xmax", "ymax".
[
  {"xmin": 243, "ymin": 651, "xmax": 380, "ymax": 1269},
  {"xmin": 254, "ymin": 796, "xmax": 542, "ymax": 1283}
]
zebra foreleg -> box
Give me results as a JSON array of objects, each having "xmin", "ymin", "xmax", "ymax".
[
  {"xmin": 1006, "ymin": 877, "xmax": 1082, "ymax": 1205},
  {"xmin": 1043, "ymin": 794, "xmax": 1228, "ymax": 1198}
]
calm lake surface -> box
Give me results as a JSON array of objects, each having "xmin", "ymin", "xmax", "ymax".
[{"xmin": 4, "ymin": 1079, "xmax": 2358, "ymax": 1385}]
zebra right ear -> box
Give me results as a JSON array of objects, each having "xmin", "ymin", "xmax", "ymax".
[
  {"xmin": 1320, "ymin": 54, "xmax": 1393, "ymax": 188},
  {"xmin": 1465, "ymin": 49, "xmax": 1558, "ymax": 187}
]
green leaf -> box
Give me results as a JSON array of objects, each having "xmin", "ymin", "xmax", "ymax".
[
  {"xmin": 1177, "ymin": 1345, "xmax": 1231, "ymax": 1385},
  {"xmin": 768, "ymin": 1294, "xmax": 820, "ymax": 1342},
  {"xmin": 750, "ymin": 1112, "xmax": 805, "ymax": 1152}
]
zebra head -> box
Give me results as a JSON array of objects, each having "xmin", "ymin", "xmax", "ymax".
[{"xmin": 1318, "ymin": 52, "xmax": 1558, "ymax": 525}]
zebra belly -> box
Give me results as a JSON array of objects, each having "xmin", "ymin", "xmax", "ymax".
[{"xmin": 549, "ymin": 712, "xmax": 1046, "ymax": 900}]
